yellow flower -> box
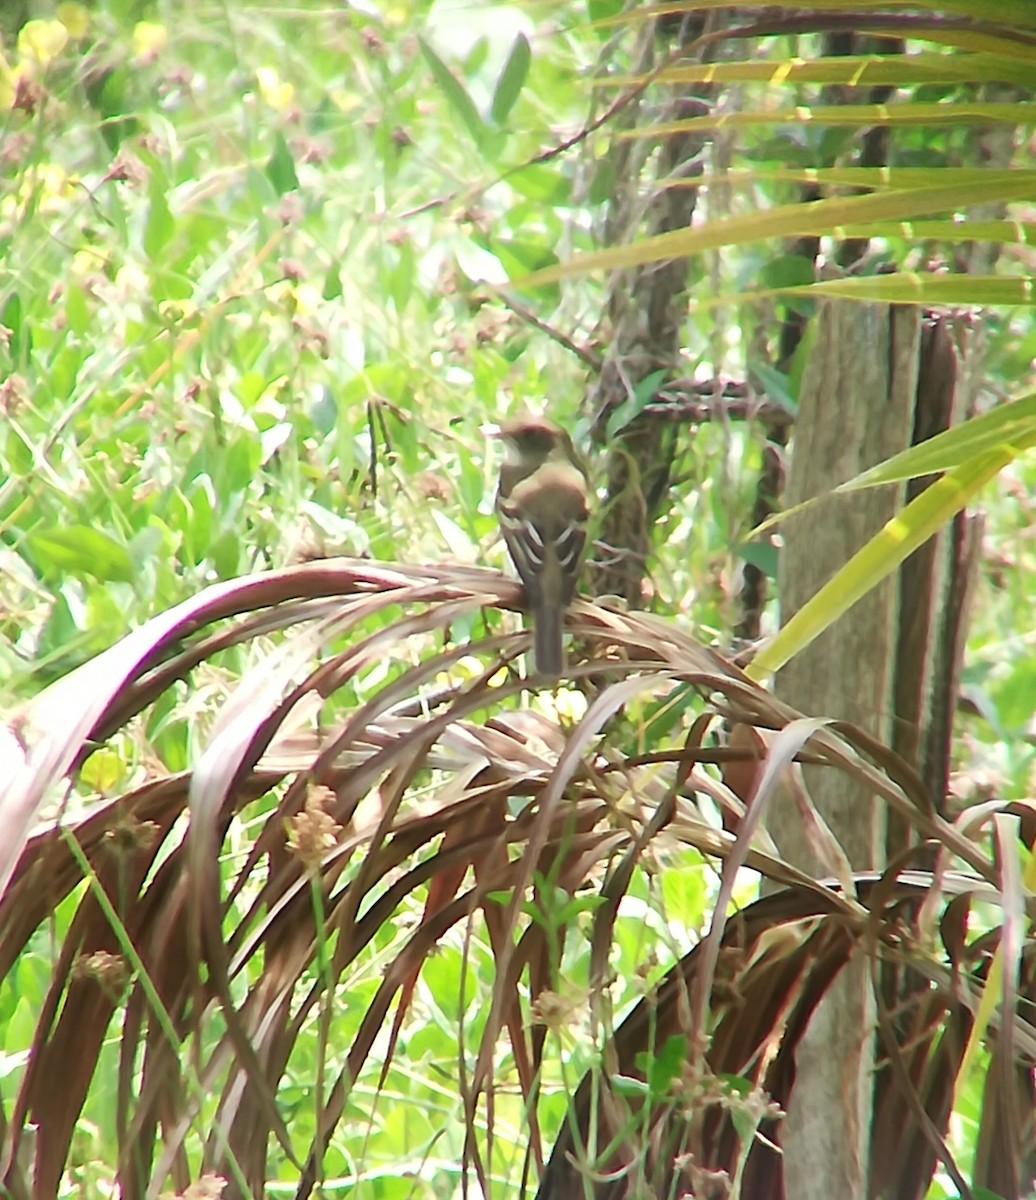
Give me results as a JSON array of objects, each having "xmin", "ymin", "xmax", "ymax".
[
  {"xmin": 56, "ymin": 3, "xmax": 90, "ymax": 39},
  {"xmin": 0, "ymin": 163, "xmax": 77, "ymax": 221},
  {"xmin": 265, "ymin": 279, "xmax": 295, "ymax": 310},
  {"xmin": 435, "ymin": 656, "xmax": 503, "ymax": 688},
  {"xmin": 17, "ymin": 19, "xmax": 69, "ymax": 69},
  {"xmin": 330, "ymin": 89, "xmax": 362, "ymax": 115},
  {"xmin": 132, "ymin": 21, "xmax": 167, "ymax": 62},
  {"xmin": 256, "ymin": 67, "xmax": 295, "ymax": 112},
  {"xmin": 534, "ymin": 685, "xmax": 588, "ymax": 724},
  {"xmin": 293, "ymin": 282, "xmax": 322, "ymax": 318},
  {"xmin": 70, "ymin": 247, "xmax": 109, "ymax": 280}
]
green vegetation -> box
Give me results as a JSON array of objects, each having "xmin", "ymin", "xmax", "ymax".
[{"xmin": 2, "ymin": 3, "xmax": 1035, "ymax": 1197}]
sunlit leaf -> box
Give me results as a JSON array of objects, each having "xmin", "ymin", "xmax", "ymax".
[
  {"xmin": 419, "ymin": 36, "xmax": 484, "ymax": 148},
  {"xmin": 620, "ymin": 0, "xmax": 1036, "ymax": 32},
  {"xmin": 143, "ymin": 170, "xmax": 174, "ymax": 259},
  {"xmin": 322, "ymin": 260, "xmax": 342, "ymax": 300},
  {"xmin": 28, "ymin": 526, "xmax": 135, "ymax": 583},
  {"xmin": 606, "ymin": 368, "xmax": 667, "ymax": 438},
  {"xmin": 750, "ymin": 441, "xmax": 1036, "ymax": 678},
  {"xmin": 5, "ymin": 427, "xmax": 33, "ymax": 476},
  {"xmin": 515, "ymin": 177, "xmax": 1036, "ymax": 287},
  {"xmin": 625, "ymin": 101, "xmax": 1036, "ymax": 138},
  {"xmin": 836, "ymin": 391, "xmax": 1036, "ymax": 491},
  {"xmin": 266, "ymin": 130, "xmax": 299, "ymax": 194},
  {"xmin": 780, "ymin": 273, "xmax": 1036, "ymax": 306},
  {"xmin": 491, "ymin": 32, "xmax": 531, "ymax": 125},
  {"xmin": 613, "ymin": 51, "xmax": 1036, "ymax": 89}
]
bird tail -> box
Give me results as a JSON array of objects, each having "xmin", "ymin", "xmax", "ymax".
[{"xmin": 533, "ymin": 607, "xmax": 564, "ymax": 677}]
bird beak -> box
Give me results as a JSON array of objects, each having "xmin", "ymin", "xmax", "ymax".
[{"xmin": 481, "ymin": 421, "xmax": 502, "ymax": 439}]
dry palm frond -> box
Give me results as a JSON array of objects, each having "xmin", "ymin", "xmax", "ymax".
[
  {"xmin": 0, "ymin": 560, "xmax": 1028, "ymax": 1198},
  {"xmin": 535, "ymin": 870, "xmax": 1035, "ymax": 1200}
]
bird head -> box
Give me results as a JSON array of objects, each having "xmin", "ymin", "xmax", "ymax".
[{"xmin": 488, "ymin": 415, "xmax": 579, "ymax": 474}]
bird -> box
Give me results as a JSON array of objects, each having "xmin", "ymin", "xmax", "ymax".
[{"xmin": 491, "ymin": 414, "xmax": 589, "ymax": 677}]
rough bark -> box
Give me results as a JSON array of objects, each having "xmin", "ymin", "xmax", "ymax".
[
  {"xmin": 771, "ymin": 300, "xmax": 919, "ymax": 1200},
  {"xmin": 584, "ymin": 24, "xmax": 711, "ymax": 607},
  {"xmin": 771, "ymin": 301, "xmax": 983, "ymax": 1199}
]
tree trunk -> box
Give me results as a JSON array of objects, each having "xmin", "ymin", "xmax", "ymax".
[
  {"xmin": 771, "ymin": 299, "xmax": 981, "ymax": 1199},
  {"xmin": 584, "ymin": 23, "xmax": 709, "ymax": 607},
  {"xmin": 772, "ymin": 299, "xmax": 915, "ymax": 1200}
]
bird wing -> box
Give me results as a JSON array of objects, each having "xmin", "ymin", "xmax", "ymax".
[{"xmin": 497, "ymin": 463, "xmax": 588, "ymax": 604}]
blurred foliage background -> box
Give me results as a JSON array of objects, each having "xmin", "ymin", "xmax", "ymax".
[{"xmin": 1, "ymin": 1, "xmax": 1035, "ymax": 1197}]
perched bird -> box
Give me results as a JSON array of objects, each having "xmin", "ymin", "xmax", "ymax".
[{"xmin": 492, "ymin": 415, "xmax": 589, "ymax": 676}]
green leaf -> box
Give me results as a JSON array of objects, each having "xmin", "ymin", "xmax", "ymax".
[
  {"xmin": 516, "ymin": 175, "xmax": 1036, "ymax": 287},
  {"xmin": 430, "ymin": 510, "xmax": 477, "ymax": 561},
  {"xmin": 221, "ymin": 434, "xmax": 263, "ymax": 497},
  {"xmin": 736, "ymin": 540, "xmax": 778, "ymax": 578},
  {"xmin": 750, "ymin": 437, "xmax": 1036, "ymax": 678},
  {"xmin": 209, "ymin": 529, "xmax": 244, "ymax": 577},
  {"xmin": 28, "ymin": 526, "xmax": 134, "ymax": 583},
  {"xmin": 65, "ymin": 283, "xmax": 91, "ymax": 335},
  {"xmin": 635, "ymin": 1035, "xmax": 688, "ymax": 1097},
  {"xmin": 322, "ymin": 260, "xmax": 342, "ymax": 301},
  {"xmin": 80, "ymin": 747, "xmax": 127, "ymax": 792},
  {"xmin": 6, "ymin": 426, "xmax": 33, "ymax": 476},
  {"xmin": 838, "ymin": 390, "xmax": 1036, "ymax": 490},
  {"xmin": 464, "ymin": 35, "xmax": 490, "ymax": 77},
  {"xmin": 990, "ymin": 654, "xmax": 1036, "ymax": 733},
  {"xmin": 915, "ymin": 0, "xmax": 1036, "ymax": 27},
  {"xmin": 756, "ymin": 253, "xmax": 815, "ymax": 292},
  {"xmin": 648, "ymin": 51, "xmax": 1036, "ymax": 90},
  {"xmin": 1, "ymin": 292, "xmax": 29, "ymax": 362},
  {"xmin": 5, "ymin": 997, "xmax": 37, "ymax": 1060},
  {"xmin": 833, "ymin": 219, "xmax": 1036, "ymax": 243},
  {"xmin": 309, "ymin": 385, "xmax": 337, "ymax": 436},
  {"xmin": 508, "ymin": 164, "xmax": 571, "ymax": 205},
  {"xmin": 641, "ymin": 682, "xmax": 701, "ymax": 743},
  {"xmin": 182, "ymin": 478, "xmax": 215, "ymax": 565},
  {"xmin": 588, "ymin": 0, "xmax": 625, "ymax": 25},
  {"xmin": 49, "ymin": 343, "xmax": 83, "ymax": 402},
  {"xmin": 751, "ymin": 361, "xmax": 797, "ymax": 412},
  {"xmin": 491, "ymin": 237, "xmax": 558, "ymax": 280},
  {"xmin": 491, "ymin": 33, "xmax": 531, "ymax": 125},
  {"xmin": 266, "ymin": 131, "xmax": 299, "ymax": 195},
  {"xmin": 589, "ymin": 158, "xmax": 616, "ymax": 205},
  {"xmin": 610, "ymin": 1073, "xmax": 650, "ymax": 1098},
  {"xmin": 783, "ymin": 273, "xmax": 1036, "ymax": 307},
  {"xmin": 419, "ymin": 37, "xmax": 484, "ymax": 148},
  {"xmin": 606, "ymin": 369, "xmax": 667, "ymax": 438},
  {"xmin": 91, "ymin": 65, "xmax": 138, "ymax": 152},
  {"xmin": 682, "ymin": 166, "xmax": 1036, "ymax": 192},
  {"xmin": 387, "ymin": 240, "xmax": 415, "ymax": 312},
  {"xmin": 627, "ymin": 101, "xmax": 1036, "ymax": 136},
  {"xmin": 144, "ymin": 169, "xmax": 174, "ymax": 260}
]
